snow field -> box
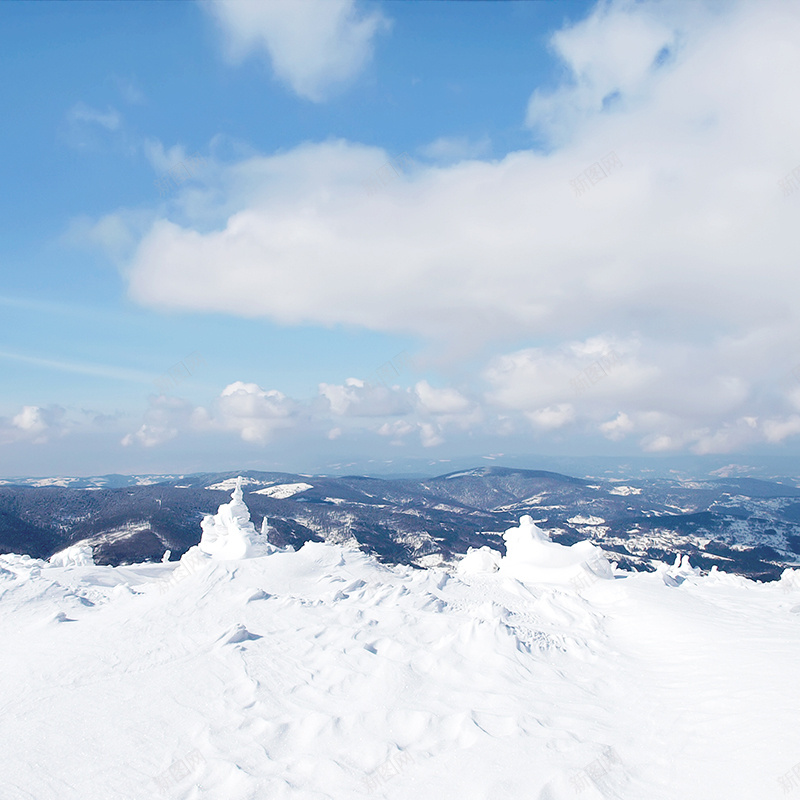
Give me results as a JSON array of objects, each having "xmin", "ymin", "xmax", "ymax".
[{"xmin": 0, "ymin": 493, "xmax": 799, "ymax": 799}]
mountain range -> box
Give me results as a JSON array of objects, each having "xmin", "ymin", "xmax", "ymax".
[{"xmin": 2, "ymin": 466, "xmax": 799, "ymax": 580}]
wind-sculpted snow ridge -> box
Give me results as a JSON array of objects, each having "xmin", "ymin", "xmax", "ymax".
[
  {"xmin": 1, "ymin": 503, "xmax": 800, "ymax": 799},
  {"xmin": 48, "ymin": 544, "xmax": 95, "ymax": 568}
]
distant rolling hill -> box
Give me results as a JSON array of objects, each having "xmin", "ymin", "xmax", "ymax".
[{"xmin": 1, "ymin": 467, "xmax": 799, "ymax": 580}]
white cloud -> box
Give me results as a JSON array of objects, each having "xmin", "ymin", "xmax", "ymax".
[
  {"xmin": 378, "ymin": 419, "xmax": 415, "ymax": 444},
  {"xmin": 66, "ymin": 213, "xmax": 139, "ymax": 264},
  {"xmin": 122, "ymin": 382, "xmax": 302, "ymax": 448},
  {"xmin": 414, "ymin": 381, "xmax": 471, "ymax": 415},
  {"xmin": 526, "ymin": 404, "xmax": 575, "ymax": 431},
  {"xmin": 206, "ymin": 0, "xmax": 390, "ymax": 101},
  {"xmin": 142, "ymin": 139, "xmax": 193, "ymax": 176},
  {"xmin": 762, "ymin": 415, "xmax": 800, "ymax": 444},
  {"xmin": 375, "ymin": 418, "xmax": 444, "ymax": 448},
  {"xmin": 215, "ymin": 381, "xmax": 300, "ymax": 443},
  {"xmin": 419, "ymin": 422, "xmax": 444, "ymax": 448},
  {"xmin": 121, "ymin": 396, "xmax": 193, "ymax": 448},
  {"xmin": 10, "ymin": 406, "xmax": 66, "ymax": 444},
  {"xmin": 418, "ymin": 135, "xmax": 492, "ymax": 163},
  {"xmin": 319, "ymin": 378, "xmax": 413, "ymax": 417},
  {"xmin": 525, "ymin": 0, "xmax": 682, "ymax": 142},
  {"xmin": 689, "ymin": 419, "xmax": 761, "ymax": 454},
  {"xmin": 67, "ymin": 102, "xmax": 121, "ymax": 131},
  {"xmin": 109, "ymin": 0, "xmax": 800, "ymax": 457},
  {"xmin": 109, "ymin": 335, "xmax": 800, "ymax": 456},
  {"xmin": 124, "ymin": 4, "xmax": 800, "ymax": 345},
  {"xmin": 600, "ymin": 411, "xmax": 634, "ymax": 440}
]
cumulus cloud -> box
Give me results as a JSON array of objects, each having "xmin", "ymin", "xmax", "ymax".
[
  {"xmin": 142, "ymin": 139, "xmax": 196, "ymax": 176},
  {"xmin": 526, "ymin": 404, "xmax": 576, "ymax": 431},
  {"xmin": 414, "ymin": 381, "xmax": 471, "ymax": 415},
  {"xmin": 762, "ymin": 416, "xmax": 800, "ymax": 444},
  {"xmin": 108, "ymin": 0, "xmax": 800, "ymax": 457},
  {"xmin": 9, "ymin": 406, "xmax": 67, "ymax": 445},
  {"xmin": 206, "ymin": 0, "xmax": 390, "ymax": 101},
  {"xmin": 119, "ymin": 373, "xmax": 483, "ymax": 453},
  {"xmin": 121, "ymin": 395, "xmax": 195, "ymax": 448},
  {"xmin": 319, "ymin": 378, "xmax": 413, "ymax": 417},
  {"xmin": 600, "ymin": 411, "xmax": 634, "ymax": 440},
  {"xmin": 525, "ymin": 0, "xmax": 683, "ymax": 142},
  {"xmin": 111, "ymin": 329, "xmax": 800, "ymax": 456},
  {"xmin": 215, "ymin": 381, "xmax": 301, "ymax": 443},
  {"xmin": 121, "ymin": 382, "xmax": 302, "ymax": 447},
  {"xmin": 125, "ymin": 0, "xmax": 800, "ymax": 349}
]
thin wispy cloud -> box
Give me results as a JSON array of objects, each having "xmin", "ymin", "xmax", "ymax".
[
  {"xmin": 0, "ymin": 350, "xmax": 153, "ymax": 385},
  {"xmin": 67, "ymin": 102, "xmax": 122, "ymax": 131}
]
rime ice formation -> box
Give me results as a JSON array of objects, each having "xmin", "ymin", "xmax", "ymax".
[
  {"xmin": 48, "ymin": 544, "xmax": 94, "ymax": 567},
  {"xmin": 198, "ymin": 476, "xmax": 257, "ymax": 560},
  {"xmin": 505, "ymin": 515, "xmax": 612, "ymax": 583},
  {"xmin": 258, "ymin": 516, "xmax": 279, "ymax": 555},
  {"xmin": 460, "ymin": 515, "xmax": 613, "ymax": 584},
  {"xmin": 657, "ymin": 553, "xmax": 703, "ymax": 586},
  {"xmin": 457, "ymin": 545, "xmax": 501, "ymax": 574},
  {"xmin": 780, "ymin": 567, "xmax": 800, "ymax": 592}
]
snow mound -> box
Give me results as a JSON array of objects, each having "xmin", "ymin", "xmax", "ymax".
[
  {"xmin": 779, "ymin": 567, "xmax": 800, "ymax": 592},
  {"xmin": 0, "ymin": 552, "xmax": 44, "ymax": 581},
  {"xmin": 218, "ymin": 623, "xmax": 262, "ymax": 646},
  {"xmin": 48, "ymin": 545, "xmax": 94, "ymax": 568},
  {"xmin": 458, "ymin": 515, "xmax": 613, "ymax": 586},
  {"xmin": 500, "ymin": 515, "xmax": 613, "ymax": 584},
  {"xmin": 457, "ymin": 546, "xmax": 501, "ymax": 575},
  {"xmin": 199, "ymin": 477, "xmax": 259, "ymax": 560}
]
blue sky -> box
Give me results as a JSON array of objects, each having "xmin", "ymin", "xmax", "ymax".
[{"xmin": 2, "ymin": 0, "xmax": 800, "ymax": 478}]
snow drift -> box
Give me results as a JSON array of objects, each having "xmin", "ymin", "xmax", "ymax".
[{"xmin": 459, "ymin": 514, "xmax": 613, "ymax": 587}]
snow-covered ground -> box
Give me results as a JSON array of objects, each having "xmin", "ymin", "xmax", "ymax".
[{"xmin": 1, "ymin": 482, "xmax": 799, "ymax": 800}]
